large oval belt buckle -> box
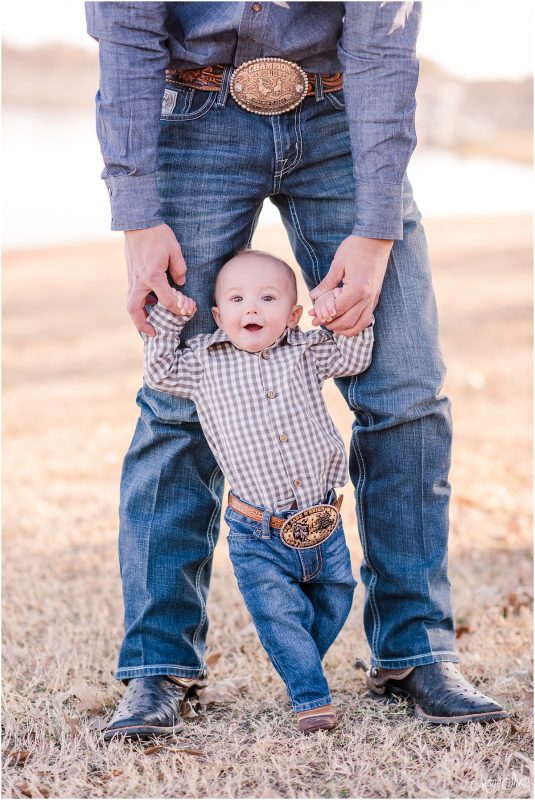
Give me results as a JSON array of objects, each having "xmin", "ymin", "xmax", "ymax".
[
  {"xmin": 280, "ymin": 503, "xmax": 340, "ymax": 550},
  {"xmin": 230, "ymin": 57, "xmax": 308, "ymax": 115}
]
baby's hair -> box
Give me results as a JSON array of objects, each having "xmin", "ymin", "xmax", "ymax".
[{"xmin": 213, "ymin": 248, "xmax": 298, "ymax": 305}]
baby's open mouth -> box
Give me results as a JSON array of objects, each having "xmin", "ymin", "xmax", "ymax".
[{"xmin": 244, "ymin": 324, "xmax": 263, "ymax": 332}]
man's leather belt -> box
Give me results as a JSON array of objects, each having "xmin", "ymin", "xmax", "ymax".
[
  {"xmin": 166, "ymin": 59, "xmax": 343, "ymax": 115},
  {"xmin": 228, "ymin": 491, "xmax": 343, "ymax": 549}
]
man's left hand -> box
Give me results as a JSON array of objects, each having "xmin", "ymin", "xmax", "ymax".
[{"xmin": 309, "ymin": 236, "xmax": 393, "ymax": 335}]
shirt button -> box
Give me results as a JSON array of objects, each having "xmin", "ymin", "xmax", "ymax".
[
  {"xmin": 266, "ymin": 390, "xmax": 276, "ymax": 399},
  {"xmin": 293, "ymin": 479, "xmax": 302, "ymax": 487},
  {"xmin": 279, "ymin": 433, "xmax": 288, "ymax": 443},
  {"xmin": 252, "ymin": 2, "xmax": 262, "ymax": 10},
  {"xmin": 261, "ymin": 350, "xmax": 269, "ymax": 359}
]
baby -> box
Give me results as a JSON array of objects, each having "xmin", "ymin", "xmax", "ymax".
[{"xmin": 142, "ymin": 249, "xmax": 374, "ymax": 734}]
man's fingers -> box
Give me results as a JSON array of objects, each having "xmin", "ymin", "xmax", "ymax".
[
  {"xmin": 309, "ymin": 265, "xmax": 343, "ymax": 300},
  {"xmin": 330, "ymin": 283, "xmax": 372, "ymax": 317},
  {"xmin": 310, "ymin": 296, "xmax": 371, "ymax": 333},
  {"xmin": 128, "ymin": 303, "xmax": 156, "ymax": 336},
  {"xmin": 168, "ymin": 245, "xmax": 187, "ymax": 286},
  {"xmin": 151, "ymin": 276, "xmax": 181, "ymax": 311},
  {"xmin": 326, "ymin": 300, "xmax": 374, "ymax": 335},
  {"xmin": 127, "ymin": 285, "xmax": 160, "ymax": 334}
]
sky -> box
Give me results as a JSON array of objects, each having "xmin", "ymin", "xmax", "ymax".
[{"xmin": 2, "ymin": 0, "xmax": 534, "ymax": 82}]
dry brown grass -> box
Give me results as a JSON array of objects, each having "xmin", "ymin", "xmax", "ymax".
[{"xmin": 2, "ymin": 216, "xmax": 533, "ymax": 798}]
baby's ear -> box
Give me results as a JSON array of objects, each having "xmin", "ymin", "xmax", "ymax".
[
  {"xmin": 211, "ymin": 306, "xmax": 221, "ymax": 328},
  {"xmin": 288, "ymin": 304, "xmax": 303, "ymax": 329}
]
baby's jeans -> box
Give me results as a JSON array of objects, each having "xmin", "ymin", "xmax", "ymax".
[{"xmin": 224, "ymin": 491, "xmax": 357, "ymax": 712}]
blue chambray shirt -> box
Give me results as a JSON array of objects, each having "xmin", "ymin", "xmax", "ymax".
[{"xmin": 86, "ymin": 2, "xmax": 422, "ymax": 240}]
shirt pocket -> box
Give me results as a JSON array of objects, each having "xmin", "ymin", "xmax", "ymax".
[{"xmin": 161, "ymin": 83, "xmax": 217, "ymax": 122}]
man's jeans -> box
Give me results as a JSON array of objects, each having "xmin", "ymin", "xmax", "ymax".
[
  {"xmin": 116, "ymin": 76, "xmax": 458, "ymax": 681},
  {"xmin": 225, "ymin": 491, "xmax": 356, "ymax": 712}
]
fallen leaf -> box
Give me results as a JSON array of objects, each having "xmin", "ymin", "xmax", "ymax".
[
  {"xmin": 70, "ymin": 678, "xmax": 105, "ymax": 713},
  {"xmin": 16, "ymin": 783, "xmax": 50, "ymax": 799},
  {"xmin": 509, "ymin": 718, "xmax": 532, "ymax": 735},
  {"xmin": 506, "ymin": 591, "xmax": 533, "ymax": 613},
  {"xmin": 522, "ymin": 689, "xmax": 534, "ymax": 704},
  {"xmin": 143, "ymin": 744, "xmax": 204, "ymax": 757},
  {"xmin": 59, "ymin": 679, "xmax": 104, "ymax": 713},
  {"xmin": 143, "ymin": 745, "xmax": 165, "ymax": 756},
  {"xmin": 455, "ymin": 624, "xmax": 471, "ymax": 638},
  {"xmin": 63, "ymin": 714, "xmax": 82, "ymax": 736},
  {"xmin": 100, "ymin": 770, "xmax": 123, "ymax": 781},
  {"xmin": 3, "ymin": 750, "xmax": 31, "ymax": 764},
  {"xmin": 205, "ymin": 652, "xmax": 222, "ymax": 669},
  {"xmin": 197, "ymin": 676, "xmax": 250, "ymax": 705}
]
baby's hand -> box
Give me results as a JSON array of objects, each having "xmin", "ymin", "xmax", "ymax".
[
  {"xmin": 308, "ymin": 287, "xmax": 342, "ymax": 324},
  {"xmin": 173, "ymin": 289, "xmax": 197, "ymax": 317}
]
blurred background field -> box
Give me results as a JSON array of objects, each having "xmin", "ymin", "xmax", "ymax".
[{"xmin": 2, "ymin": 2, "xmax": 533, "ymax": 798}]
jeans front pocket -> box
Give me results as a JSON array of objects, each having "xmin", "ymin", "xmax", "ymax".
[
  {"xmin": 161, "ymin": 84, "xmax": 217, "ymax": 122},
  {"xmin": 325, "ymin": 90, "xmax": 345, "ymax": 111},
  {"xmin": 224, "ymin": 508, "xmax": 261, "ymax": 540}
]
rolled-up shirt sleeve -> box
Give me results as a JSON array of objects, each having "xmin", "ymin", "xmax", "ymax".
[
  {"xmin": 338, "ymin": 2, "xmax": 422, "ymax": 241},
  {"xmin": 85, "ymin": 2, "xmax": 169, "ymax": 231}
]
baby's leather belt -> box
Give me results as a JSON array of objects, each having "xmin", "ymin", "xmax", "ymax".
[
  {"xmin": 228, "ymin": 491, "xmax": 343, "ymax": 549},
  {"xmin": 166, "ymin": 58, "xmax": 343, "ymax": 115}
]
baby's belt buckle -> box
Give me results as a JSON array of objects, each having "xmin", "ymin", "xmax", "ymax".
[
  {"xmin": 280, "ymin": 495, "xmax": 343, "ymax": 550},
  {"xmin": 230, "ymin": 57, "xmax": 308, "ymax": 115}
]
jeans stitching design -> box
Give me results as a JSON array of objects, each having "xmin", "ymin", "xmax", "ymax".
[
  {"xmin": 161, "ymin": 91, "xmax": 216, "ymax": 122},
  {"xmin": 184, "ymin": 88, "xmax": 194, "ymax": 114},
  {"xmin": 325, "ymin": 92, "xmax": 345, "ymax": 111},
  {"xmin": 287, "ymin": 196, "xmax": 320, "ymax": 284},
  {"xmin": 280, "ymin": 104, "xmax": 303, "ymax": 176},
  {"xmin": 191, "ymin": 465, "xmax": 221, "ymax": 663},
  {"xmin": 376, "ymin": 650, "xmax": 459, "ymax": 664},
  {"xmin": 298, "ymin": 546, "xmax": 323, "ymax": 582},
  {"xmin": 116, "ymin": 664, "xmax": 206, "ymax": 675},
  {"xmin": 272, "ymin": 115, "xmax": 287, "ymax": 194},
  {"xmin": 350, "ymin": 429, "xmax": 382, "ymax": 660}
]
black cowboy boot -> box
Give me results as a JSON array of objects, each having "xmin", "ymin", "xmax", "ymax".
[
  {"xmin": 103, "ymin": 675, "xmax": 203, "ymax": 741},
  {"xmin": 362, "ymin": 661, "xmax": 509, "ymax": 724}
]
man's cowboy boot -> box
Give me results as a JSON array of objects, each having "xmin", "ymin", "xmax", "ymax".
[
  {"xmin": 362, "ymin": 661, "xmax": 509, "ymax": 724},
  {"xmin": 103, "ymin": 676, "xmax": 204, "ymax": 741}
]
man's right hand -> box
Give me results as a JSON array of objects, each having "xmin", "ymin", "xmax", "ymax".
[{"xmin": 124, "ymin": 223, "xmax": 187, "ymax": 336}]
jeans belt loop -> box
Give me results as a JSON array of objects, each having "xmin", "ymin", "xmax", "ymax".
[
  {"xmin": 261, "ymin": 509, "xmax": 273, "ymax": 539},
  {"xmin": 216, "ymin": 65, "xmax": 233, "ymax": 108},
  {"xmin": 314, "ymin": 73, "xmax": 324, "ymax": 102}
]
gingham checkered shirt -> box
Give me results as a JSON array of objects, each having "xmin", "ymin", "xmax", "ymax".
[{"xmin": 143, "ymin": 304, "xmax": 374, "ymax": 512}]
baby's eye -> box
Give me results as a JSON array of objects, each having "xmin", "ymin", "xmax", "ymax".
[
  {"xmin": 230, "ymin": 296, "xmax": 242, "ymax": 302},
  {"xmin": 262, "ymin": 295, "xmax": 275, "ymax": 302}
]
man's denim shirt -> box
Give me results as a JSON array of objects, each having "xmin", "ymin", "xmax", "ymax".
[{"xmin": 86, "ymin": 2, "xmax": 422, "ymax": 240}]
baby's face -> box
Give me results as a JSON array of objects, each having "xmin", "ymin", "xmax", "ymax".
[{"xmin": 212, "ymin": 255, "xmax": 303, "ymax": 352}]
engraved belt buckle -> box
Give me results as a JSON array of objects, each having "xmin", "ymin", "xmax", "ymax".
[
  {"xmin": 280, "ymin": 501, "xmax": 341, "ymax": 550},
  {"xmin": 230, "ymin": 57, "xmax": 308, "ymax": 115}
]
